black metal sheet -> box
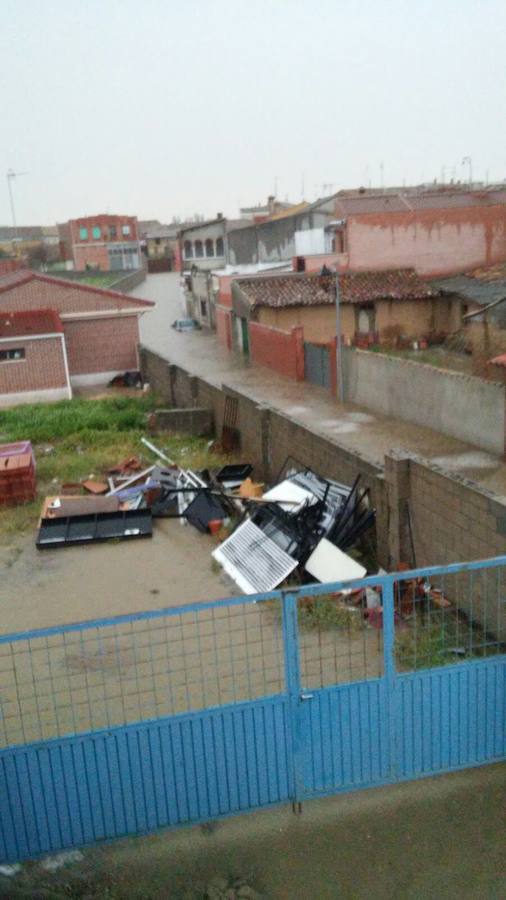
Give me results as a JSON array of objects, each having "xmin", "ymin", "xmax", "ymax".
[{"xmin": 36, "ymin": 509, "xmax": 153, "ymax": 549}]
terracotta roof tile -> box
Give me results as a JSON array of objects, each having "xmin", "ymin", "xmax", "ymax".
[{"xmin": 235, "ymin": 269, "xmax": 437, "ymax": 309}]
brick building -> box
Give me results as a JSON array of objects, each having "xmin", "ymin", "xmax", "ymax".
[
  {"xmin": 299, "ymin": 187, "xmax": 506, "ymax": 277},
  {"xmin": 58, "ymin": 215, "xmax": 141, "ymax": 272},
  {"xmin": 233, "ymin": 269, "xmax": 444, "ymax": 346},
  {"xmin": 0, "ymin": 309, "xmax": 70, "ymax": 406},
  {"xmin": 0, "ymin": 270, "xmax": 153, "ymax": 405}
]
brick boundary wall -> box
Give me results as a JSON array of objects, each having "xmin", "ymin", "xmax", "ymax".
[
  {"xmin": 249, "ymin": 321, "xmax": 304, "ymax": 381},
  {"xmin": 139, "ymin": 346, "xmax": 506, "ymax": 599}
]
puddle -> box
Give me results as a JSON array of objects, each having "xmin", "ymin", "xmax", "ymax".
[
  {"xmin": 431, "ymin": 452, "xmax": 499, "ymax": 471},
  {"xmin": 346, "ymin": 411, "xmax": 375, "ymax": 424}
]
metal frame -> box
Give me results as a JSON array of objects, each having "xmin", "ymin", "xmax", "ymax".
[{"xmin": 0, "ymin": 556, "xmax": 505, "ymax": 862}]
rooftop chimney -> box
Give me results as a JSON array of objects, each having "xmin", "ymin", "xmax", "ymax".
[{"xmin": 217, "ymin": 212, "xmax": 223, "ymax": 220}]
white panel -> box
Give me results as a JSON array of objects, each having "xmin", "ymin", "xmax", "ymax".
[
  {"xmin": 305, "ymin": 538, "xmax": 366, "ymax": 584},
  {"xmin": 213, "ymin": 519, "xmax": 298, "ymax": 594}
]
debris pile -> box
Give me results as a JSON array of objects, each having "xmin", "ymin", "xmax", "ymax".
[{"xmin": 212, "ymin": 461, "xmax": 375, "ymax": 593}]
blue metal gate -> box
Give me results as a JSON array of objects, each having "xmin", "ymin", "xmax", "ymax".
[{"xmin": 1, "ymin": 558, "xmax": 505, "ymax": 862}]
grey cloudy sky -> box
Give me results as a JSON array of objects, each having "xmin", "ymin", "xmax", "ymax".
[{"xmin": 1, "ymin": 0, "xmax": 505, "ymax": 225}]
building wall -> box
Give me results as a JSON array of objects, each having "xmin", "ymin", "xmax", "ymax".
[
  {"xmin": 374, "ymin": 297, "xmax": 455, "ymax": 339},
  {"xmin": 301, "ymin": 252, "xmax": 349, "ymax": 272},
  {"xmin": 343, "ymin": 347, "xmax": 505, "ymax": 455},
  {"xmin": 63, "ymin": 316, "xmax": 140, "ymax": 376},
  {"xmin": 256, "ymin": 299, "xmax": 458, "ymax": 345},
  {"xmin": 249, "ymin": 322, "xmax": 304, "ymax": 381},
  {"xmin": 257, "ymin": 304, "xmax": 355, "ymax": 343},
  {"xmin": 180, "ymin": 221, "xmax": 227, "ymax": 269},
  {"xmin": 0, "ymin": 336, "xmax": 67, "ymax": 394},
  {"xmin": 344, "ymin": 206, "xmax": 506, "ymax": 276},
  {"xmin": 73, "ymin": 244, "xmax": 110, "ymax": 271}
]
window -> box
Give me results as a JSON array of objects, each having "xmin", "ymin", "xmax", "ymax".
[
  {"xmin": 184, "ymin": 240, "xmax": 193, "ymax": 258},
  {"xmin": 109, "ymin": 225, "xmax": 117, "ymax": 238},
  {"xmin": 200, "ymin": 300, "xmax": 207, "ymax": 318},
  {"xmin": 0, "ymin": 348, "xmax": 25, "ymax": 362},
  {"xmin": 195, "ymin": 239, "xmax": 204, "ymax": 258},
  {"xmin": 205, "ymin": 238, "xmax": 214, "ymax": 257},
  {"xmin": 122, "ymin": 224, "xmax": 131, "ymax": 236},
  {"xmin": 216, "ymin": 236, "xmax": 224, "ymax": 256},
  {"xmin": 92, "ymin": 226, "xmax": 101, "ymax": 239},
  {"xmin": 79, "ymin": 227, "xmax": 88, "ymax": 240}
]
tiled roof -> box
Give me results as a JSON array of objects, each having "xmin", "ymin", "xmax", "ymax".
[
  {"xmin": 0, "ymin": 308, "xmax": 63, "ymax": 338},
  {"xmin": 334, "ymin": 188, "xmax": 506, "ymax": 217},
  {"xmin": 235, "ymin": 269, "xmax": 437, "ymax": 309}
]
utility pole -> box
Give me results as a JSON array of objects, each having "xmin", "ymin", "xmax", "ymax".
[
  {"xmin": 335, "ymin": 271, "xmax": 345, "ymax": 403},
  {"xmin": 462, "ymin": 156, "xmax": 473, "ymax": 186},
  {"xmin": 6, "ymin": 169, "xmax": 27, "ymax": 246}
]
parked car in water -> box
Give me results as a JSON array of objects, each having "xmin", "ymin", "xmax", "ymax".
[{"xmin": 171, "ymin": 318, "xmax": 201, "ymax": 332}]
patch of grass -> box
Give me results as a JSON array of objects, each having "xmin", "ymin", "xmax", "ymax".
[
  {"xmin": 0, "ymin": 395, "xmax": 158, "ymax": 443},
  {"xmin": 394, "ymin": 609, "xmax": 504, "ymax": 671},
  {"xmin": 73, "ymin": 273, "xmax": 120, "ymax": 288},
  {"xmin": 0, "ymin": 398, "xmax": 237, "ymax": 542},
  {"xmin": 298, "ymin": 594, "xmax": 363, "ymax": 632}
]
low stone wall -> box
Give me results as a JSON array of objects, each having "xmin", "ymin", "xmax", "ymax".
[
  {"xmin": 140, "ymin": 346, "xmax": 506, "ymax": 616},
  {"xmin": 343, "ymin": 347, "xmax": 505, "ymax": 456}
]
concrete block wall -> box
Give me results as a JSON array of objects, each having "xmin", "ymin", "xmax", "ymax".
[
  {"xmin": 140, "ymin": 347, "xmax": 506, "ymax": 619},
  {"xmin": 386, "ymin": 451, "xmax": 506, "ymax": 638},
  {"xmin": 344, "ymin": 347, "xmax": 506, "ymax": 456}
]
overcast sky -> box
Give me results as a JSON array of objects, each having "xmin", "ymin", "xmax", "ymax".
[{"xmin": 1, "ymin": 0, "xmax": 505, "ymax": 225}]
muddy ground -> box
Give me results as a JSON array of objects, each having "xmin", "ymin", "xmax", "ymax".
[
  {"xmin": 3, "ymin": 763, "xmax": 504, "ymax": 899},
  {"xmin": 0, "ymin": 519, "xmax": 238, "ymax": 635}
]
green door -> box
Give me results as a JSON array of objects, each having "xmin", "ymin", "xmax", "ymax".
[{"xmin": 241, "ymin": 318, "xmax": 249, "ymax": 355}]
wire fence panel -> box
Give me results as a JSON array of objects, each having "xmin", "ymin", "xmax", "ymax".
[
  {"xmin": 0, "ymin": 558, "xmax": 505, "ymax": 864},
  {"xmin": 0, "ymin": 596, "xmax": 285, "ymax": 749},
  {"xmin": 296, "ymin": 586, "xmax": 384, "ymax": 688},
  {"xmin": 393, "ymin": 566, "xmax": 506, "ymax": 673}
]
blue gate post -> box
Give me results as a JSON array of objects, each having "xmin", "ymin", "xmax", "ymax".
[
  {"xmin": 281, "ymin": 591, "xmax": 304, "ymax": 807},
  {"xmin": 381, "ymin": 574, "xmax": 398, "ymax": 780}
]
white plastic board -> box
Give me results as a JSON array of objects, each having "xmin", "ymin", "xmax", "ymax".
[{"xmin": 305, "ymin": 538, "xmax": 366, "ymax": 584}]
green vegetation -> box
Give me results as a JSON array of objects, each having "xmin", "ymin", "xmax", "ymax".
[
  {"xmin": 298, "ymin": 595, "xmax": 363, "ymax": 632},
  {"xmin": 73, "ymin": 273, "xmax": 121, "ymax": 288},
  {"xmin": 369, "ymin": 345, "xmax": 473, "ymax": 375},
  {"xmin": 395, "ymin": 609, "xmax": 504, "ymax": 671},
  {"xmin": 0, "ymin": 396, "xmax": 230, "ymax": 540}
]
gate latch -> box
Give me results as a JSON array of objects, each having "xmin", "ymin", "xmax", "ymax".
[{"xmin": 299, "ymin": 692, "xmax": 314, "ymax": 701}]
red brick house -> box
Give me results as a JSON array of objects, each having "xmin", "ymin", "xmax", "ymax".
[
  {"xmin": 58, "ymin": 215, "xmax": 141, "ymax": 272},
  {"xmin": 0, "ymin": 270, "xmax": 153, "ymax": 405}
]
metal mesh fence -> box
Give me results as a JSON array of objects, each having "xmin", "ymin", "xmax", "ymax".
[
  {"xmin": 394, "ymin": 566, "xmax": 506, "ymax": 672},
  {"xmin": 0, "ymin": 597, "xmax": 284, "ymax": 749},
  {"xmin": 297, "ymin": 587, "xmax": 384, "ymax": 688}
]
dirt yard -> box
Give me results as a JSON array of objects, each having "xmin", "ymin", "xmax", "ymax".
[{"xmin": 0, "ymin": 519, "xmax": 238, "ymax": 635}]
